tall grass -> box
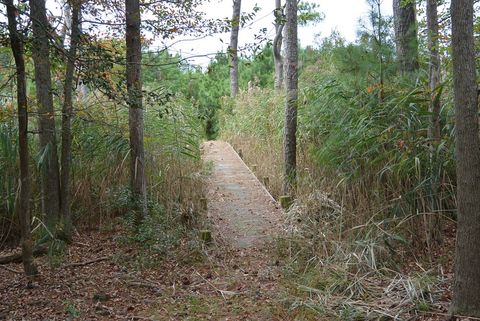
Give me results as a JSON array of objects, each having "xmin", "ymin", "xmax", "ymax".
[
  {"xmin": 68, "ymin": 93, "xmax": 206, "ymax": 227},
  {"xmin": 220, "ymin": 44, "xmax": 455, "ymax": 317},
  {"xmin": 219, "ymin": 88, "xmax": 284, "ymax": 198},
  {"xmin": 0, "ymin": 89, "xmax": 206, "ymax": 250},
  {"xmin": 220, "ymin": 44, "xmax": 456, "ymax": 261}
]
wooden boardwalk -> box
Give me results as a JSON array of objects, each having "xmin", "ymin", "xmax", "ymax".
[{"xmin": 203, "ymin": 140, "xmax": 283, "ymax": 248}]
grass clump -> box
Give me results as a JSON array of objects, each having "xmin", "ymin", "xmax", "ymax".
[{"xmin": 118, "ymin": 198, "xmax": 206, "ymax": 268}]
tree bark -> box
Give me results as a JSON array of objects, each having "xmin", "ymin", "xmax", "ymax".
[
  {"xmin": 29, "ymin": 0, "xmax": 61, "ymax": 231},
  {"xmin": 282, "ymin": 0, "xmax": 298, "ymax": 196},
  {"xmin": 372, "ymin": 0, "xmax": 384, "ymax": 103},
  {"xmin": 273, "ymin": 0, "xmax": 284, "ymax": 90},
  {"xmin": 229, "ymin": 0, "xmax": 241, "ymax": 97},
  {"xmin": 59, "ymin": 0, "xmax": 72, "ymax": 48},
  {"xmin": 426, "ymin": 0, "xmax": 442, "ymax": 247},
  {"xmin": 5, "ymin": 0, "xmax": 38, "ymax": 276},
  {"xmin": 61, "ymin": 0, "xmax": 81, "ymax": 241},
  {"xmin": 126, "ymin": 0, "xmax": 147, "ymax": 222},
  {"xmin": 450, "ymin": 0, "xmax": 480, "ymax": 316},
  {"xmin": 427, "ymin": 0, "xmax": 441, "ymax": 142},
  {"xmin": 392, "ymin": 0, "xmax": 419, "ymax": 73}
]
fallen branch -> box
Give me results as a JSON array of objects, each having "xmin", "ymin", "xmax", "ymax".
[
  {"xmin": 118, "ymin": 315, "xmax": 154, "ymax": 320},
  {"xmin": 0, "ymin": 264, "xmax": 22, "ymax": 274},
  {"xmin": 126, "ymin": 280, "xmax": 162, "ymax": 292},
  {"xmin": 194, "ymin": 270, "xmax": 238, "ymax": 299},
  {"xmin": 118, "ymin": 273, "xmax": 163, "ymax": 292},
  {"xmin": 0, "ymin": 244, "xmax": 48, "ymax": 265},
  {"xmin": 63, "ymin": 256, "xmax": 110, "ymax": 268}
]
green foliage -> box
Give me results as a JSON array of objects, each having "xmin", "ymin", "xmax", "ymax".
[
  {"xmin": 63, "ymin": 300, "xmax": 81, "ymax": 319},
  {"xmin": 220, "ymin": 88, "xmax": 282, "ymax": 142},
  {"xmin": 221, "ymin": 26, "xmax": 452, "ymax": 312},
  {"xmin": 119, "ymin": 199, "xmax": 204, "ymax": 268},
  {"xmin": 122, "ymin": 203, "xmax": 177, "ymax": 251},
  {"xmin": 415, "ymin": 299, "xmax": 431, "ymax": 312},
  {"xmin": 298, "ymin": 2, "xmax": 325, "ymax": 26},
  {"xmin": 172, "ymin": 44, "xmax": 277, "ymax": 139},
  {"xmin": 339, "ymin": 305, "xmax": 362, "ymax": 321},
  {"xmin": 301, "ymin": 42, "xmax": 455, "ymax": 221},
  {"xmin": 47, "ymin": 238, "xmax": 68, "ymax": 268}
]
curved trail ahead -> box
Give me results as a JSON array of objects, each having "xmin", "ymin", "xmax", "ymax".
[{"xmin": 203, "ymin": 140, "xmax": 283, "ymax": 248}]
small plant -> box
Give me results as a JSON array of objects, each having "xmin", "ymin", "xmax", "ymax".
[
  {"xmin": 339, "ymin": 305, "xmax": 362, "ymax": 321},
  {"xmin": 47, "ymin": 238, "xmax": 67, "ymax": 268},
  {"xmin": 118, "ymin": 198, "xmax": 206, "ymax": 268},
  {"xmin": 63, "ymin": 300, "xmax": 81, "ymax": 319},
  {"xmin": 415, "ymin": 299, "xmax": 431, "ymax": 312}
]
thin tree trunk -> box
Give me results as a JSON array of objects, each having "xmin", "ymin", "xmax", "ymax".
[
  {"xmin": 426, "ymin": 0, "xmax": 442, "ymax": 247},
  {"xmin": 375, "ymin": 0, "xmax": 384, "ymax": 103},
  {"xmin": 427, "ymin": 0, "xmax": 441, "ymax": 142},
  {"xmin": 126, "ymin": 0, "xmax": 147, "ymax": 223},
  {"xmin": 29, "ymin": 0, "xmax": 61, "ymax": 231},
  {"xmin": 392, "ymin": 0, "xmax": 419, "ymax": 73},
  {"xmin": 282, "ymin": 0, "xmax": 298, "ymax": 196},
  {"xmin": 273, "ymin": 0, "xmax": 284, "ymax": 90},
  {"xmin": 59, "ymin": 0, "xmax": 71, "ymax": 48},
  {"xmin": 61, "ymin": 0, "xmax": 81, "ymax": 241},
  {"xmin": 229, "ymin": 0, "xmax": 241, "ymax": 97},
  {"xmin": 450, "ymin": 0, "xmax": 480, "ymax": 316},
  {"xmin": 5, "ymin": 0, "xmax": 37, "ymax": 276}
]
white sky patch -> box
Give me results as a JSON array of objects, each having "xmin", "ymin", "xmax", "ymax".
[
  {"xmin": 159, "ymin": 0, "xmax": 393, "ymax": 66},
  {"xmin": 41, "ymin": 0, "xmax": 394, "ymax": 66}
]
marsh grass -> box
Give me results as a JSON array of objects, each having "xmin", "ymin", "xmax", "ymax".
[
  {"xmin": 220, "ymin": 78, "xmax": 455, "ymax": 255},
  {"xmin": 220, "ymin": 60, "xmax": 455, "ymax": 319}
]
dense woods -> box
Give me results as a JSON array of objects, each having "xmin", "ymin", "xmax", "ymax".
[{"xmin": 0, "ymin": 0, "xmax": 479, "ymax": 319}]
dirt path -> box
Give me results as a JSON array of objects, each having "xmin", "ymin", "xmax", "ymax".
[{"xmin": 202, "ymin": 140, "xmax": 283, "ymax": 248}]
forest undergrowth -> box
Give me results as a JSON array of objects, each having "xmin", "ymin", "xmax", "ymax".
[{"xmin": 0, "ymin": 90, "xmax": 216, "ymax": 319}]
